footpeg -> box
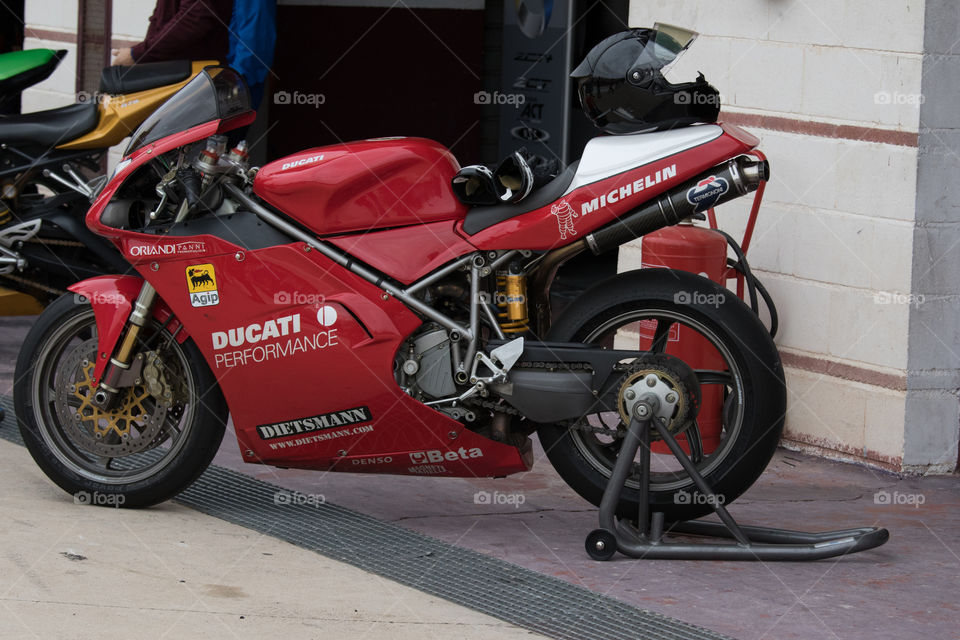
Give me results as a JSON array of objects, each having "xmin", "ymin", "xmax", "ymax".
[{"xmin": 0, "ymin": 244, "xmax": 25, "ymax": 274}]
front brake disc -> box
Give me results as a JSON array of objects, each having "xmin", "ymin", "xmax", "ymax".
[{"xmin": 53, "ymin": 340, "xmax": 169, "ymax": 457}]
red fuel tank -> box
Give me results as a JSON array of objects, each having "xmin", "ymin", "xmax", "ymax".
[{"xmin": 253, "ymin": 137, "xmax": 467, "ymax": 235}]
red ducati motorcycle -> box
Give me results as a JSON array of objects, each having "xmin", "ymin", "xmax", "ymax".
[{"xmin": 15, "ymin": 27, "xmax": 786, "ymax": 522}]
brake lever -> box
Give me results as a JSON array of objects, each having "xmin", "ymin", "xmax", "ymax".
[{"xmin": 148, "ymin": 167, "xmax": 178, "ymax": 220}]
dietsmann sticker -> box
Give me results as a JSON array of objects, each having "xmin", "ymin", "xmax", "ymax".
[
  {"xmin": 186, "ymin": 263, "xmax": 219, "ymax": 307},
  {"xmin": 257, "ymin": 406, "xmax": 372, "ymax": 440}
]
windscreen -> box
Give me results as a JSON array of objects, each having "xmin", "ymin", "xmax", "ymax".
[{"xmin": 125, "ymin": 66, "xmax": 251, "ymax": 156}]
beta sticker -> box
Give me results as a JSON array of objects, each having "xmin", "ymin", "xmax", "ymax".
[{"xmin": 186, "ymin": 263, "xmax": 219, "ymax": 307}]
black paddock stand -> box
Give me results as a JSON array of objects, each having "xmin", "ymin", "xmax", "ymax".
[{"xmin": 586, "ymin": 398, "xmax": 889, "ymax": 561}]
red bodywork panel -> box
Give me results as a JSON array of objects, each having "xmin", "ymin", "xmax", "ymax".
[
  {"xmin": 67, "ymin": 275, "xmax": 187, "ymax": 383},
  {"xmin": 463, "ymin": 124, "xmax": 756, "ymax": 250},
  {"xmin": 252, "ymin": 137, "xmax": 467, "ymax": 236},
  {"xmin": 83, "ymin": 121, "xmax": 527, "ymax": 477},
  {"xmin": 81, "ymin": 115, "xmax": 757, "ymax": 479},
  {"xmin": 327, "ymin": 221, "xmax": 478, "ymax": 284},
  {"xmin": 129, "ymin": 243, "xmax": 529, "ymax": 475}
]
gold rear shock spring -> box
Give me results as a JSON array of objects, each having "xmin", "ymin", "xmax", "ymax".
[
  {"xmin": 0, "ymin": 198, "xmax": 12, "ymax": 225},
  {"xmin": 496, "ymin": 272, "xmax": 529, "ymax": 334}
]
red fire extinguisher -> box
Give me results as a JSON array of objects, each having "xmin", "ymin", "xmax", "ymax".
[
  {"xmin": 641, "ymin": 223, "xmax": 728, "ymax": 454},
  {"xmin": 639, "ymin": 151, "xmax": 772, "ymax": 455}
]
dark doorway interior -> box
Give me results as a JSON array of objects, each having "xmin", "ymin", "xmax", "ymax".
[{"xmin": 269, "ymin": 5, "xmax": 484, "ymax": 163}]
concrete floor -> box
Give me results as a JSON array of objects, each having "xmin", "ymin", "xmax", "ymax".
[
  {"xmin": 0, "ymin": 438, "xmax": 543, "ymax": 640},
  {"xmin": 2, "ymin": 315, "xmax": 959, "ymax": 640}
]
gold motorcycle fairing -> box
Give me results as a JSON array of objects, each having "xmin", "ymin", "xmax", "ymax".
[{"xmin": 57, "ymin": 60, "xmax": 218, "ymax": 150}]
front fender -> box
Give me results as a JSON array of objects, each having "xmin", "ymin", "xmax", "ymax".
[{"xmin": 68, "ymin": 275, "xmax": 188, "ymax": 383}]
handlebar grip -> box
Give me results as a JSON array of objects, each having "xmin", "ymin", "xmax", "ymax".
[{"xmin": 177, "ymin": 168, "xmax": 202, "ymax": 208}]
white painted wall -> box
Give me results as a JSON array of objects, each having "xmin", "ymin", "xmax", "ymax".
[
  {"xmin": 624, "ymin": 1, "xmax": 927, "ymax": 468},
  {"xmin": 21, "ymin": 0, "xmax": 79, "ymax": 110}
]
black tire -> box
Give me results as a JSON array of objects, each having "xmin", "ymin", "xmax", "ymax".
[
  {"xmin": 538, "ymin": 268, "xmax": 786, "ymax": 521},
  {"xmin": 14, "ymin": 293, "xmax": 228, "ymax": 507}
]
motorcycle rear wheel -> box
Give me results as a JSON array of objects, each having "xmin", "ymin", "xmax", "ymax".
[
  {"xmin": 14, "ymin": 294, "xmax": 227, "ymax": 507},
  {"xmin": 538, "ymin": 268, "xmax": 786, "ymax": 522}
]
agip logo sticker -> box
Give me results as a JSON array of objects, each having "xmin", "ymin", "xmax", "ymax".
[{"xmin": 186, "ymin": 263, "xmax": 219, "ymax": 307}]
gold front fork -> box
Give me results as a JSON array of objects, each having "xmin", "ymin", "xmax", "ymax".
[{"xmin": 92, "ymin": 282, "xmax": 157, "ymax": 408}]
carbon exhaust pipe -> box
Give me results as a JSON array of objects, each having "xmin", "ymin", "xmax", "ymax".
[{"xmin": 584, "ymin": 155, "xmax": 769, "ymax": 255}]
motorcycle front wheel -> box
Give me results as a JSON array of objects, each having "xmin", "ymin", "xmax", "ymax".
[
  {"xmin": 538, "ymin": 268, "xmax": 786, "ymax": 521},
  {"xmin": 14, "ymin": 293, "xmax": 228, "ymax": 507}
]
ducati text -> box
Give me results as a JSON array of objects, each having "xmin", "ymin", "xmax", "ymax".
[
  {"xmin": 213, "ymin": 314, "xmax": 301, "ymax": 349},
  {"xmin": 211, "ymin": 313, "xmax": 340, "ymax": 368},
  {"xmin": 281, "ymin": 154, "xmax": 324, "ymax": 171}
]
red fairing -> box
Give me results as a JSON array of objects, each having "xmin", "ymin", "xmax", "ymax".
[
  {"xmin": 462, "ymin": 129, "xmax": 756, "ymax": 250},
  {"xmin": 253, "ymin": 137, "xmax": 468, "ymax": 236},
  {"xmin": 84, "ymin": 119, "xmax": 527, "ymax": 478},
  {"xmin": 327, "ymin": 221, "xmax": 478, "ymax": 284},
  {"xmin": 719, "ymin": 121, "xmax": 760, "ymax": 147},
  {"xmin": 67, "ymin": 275, "xmax": 187, "ymax": 383},
  {"xmin": 87, "ymin": 120, "xmax": 222, "ymax": 237},
  {"xmin": 128, "ymin": 242, "xmax": 529, "ymax": 477}
]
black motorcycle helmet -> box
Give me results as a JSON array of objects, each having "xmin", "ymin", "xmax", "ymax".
[{"xmin": 571, "ymin": 24, "xmax": 720, "ymax": 134}]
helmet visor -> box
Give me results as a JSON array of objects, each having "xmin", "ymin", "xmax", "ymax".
[
  {"xmin": 653, "ymin": 23, "xmax": 698, "ymax": 56},
  {"xmin": 589, "ymin": 24, "xmax": 700, "ymax": 82},
  {"xmin": 642, "ymin": 23, "xmax": 698, "ymax": 76}
]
